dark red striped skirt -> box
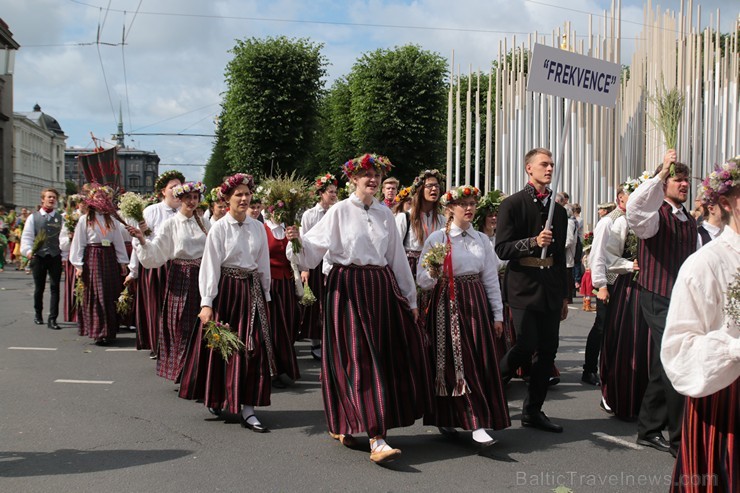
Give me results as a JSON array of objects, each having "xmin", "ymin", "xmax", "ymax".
[
  {"xmin": 423, "ymin": 276, "xmax": 511, "ymax": 431},
  {"xmin": 157, "ymin": 258, "xmax": 201, "ymax": 381},
  {"xmin": 79, "ymin": 244, "xmax": 122, "ymax": 341},
  {"xmin": 63, "ymin": 259, "xmax": 79, "ymax": 323},
  {"xmin": 134, "ymin": 264, "xmax": 167, "ymax": 351},
  {"xmin": 269, "ymin": 276, "xmax": 300, "ymax": 381},
  {"xmin": 670, "ymin": 378, "xmax": 739, "ymax": 492},
  {"xmin": 600, "ymin": 274, "xmax": 652, "ymax": 419},
  {"xmin": 322, "ymin": 264, "xmax": 431, "ymax": 438},
  {"xmin": 298, "ymin": 264, "xmax": 325, "ymax": 341},
  {"xmin": 118, "ymin": 241, "xmax": 135, "ymax": 328},
  {"xmin": 178, "ymin": 269, "xmax": 271, "ymax": 413}
]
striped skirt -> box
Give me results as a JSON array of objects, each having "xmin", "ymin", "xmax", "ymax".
[
  {"xmin": 322, "ymin": 264, "xmax": 432, "ymax": 438},
  {"xmin": 269, "ymin": 276, "xmax": 300, "ymax": 381},
  {"xmin": 157, "ymin": 258, "xmax": 201, "ymax": 381},
  {"xmin": 600, "ymin": 274, "xmax": 652, "ymax": 419},
  {"xmin": 134, "ymin": 264, "xmax": 167, "ymax": 351},
  {"xmin": 407, "ymin": 250, "xmax": 433, "ymax": 334},
  {"xmin": 178, "ymin": 268, "xmax": 271, "ymax": 413},
  {"xmin": 671, "ymin": 378, "xmax": 739, "ymax": 492},
  {"xmin": 298, "ymin": 264, "xmax": 325, "ymax": 341},
  {"xmin": 79, "ymin": 244, "xmax": 122, "ymax": 341},
  {"xmin": 63, "ymin": 259, "xmax": 79, "ymax": 323},
  {"xmin": 424, "ymin": 275, "xmax": 511, "ymax": 431}
]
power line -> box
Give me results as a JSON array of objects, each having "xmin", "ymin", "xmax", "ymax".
[
  {"xmin": 126, "ymin": 132, "xmax": 216, "ymax": 137},
  {"xmin": 130, "ymin": 103, "xmax": 221, "ymax": 132},
  {"xmin": 124, "ymin": 0, "xmax": 143, "ymax": 43},
  {"xmin": 95, "ymin": 6, "xmax": 118, "ymax": 128}
]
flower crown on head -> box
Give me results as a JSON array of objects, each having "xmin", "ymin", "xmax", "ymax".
[
  {"xmin": 411, "ymin": 169, "xmax": 446, "ymax": 195},
  {"xmin": 172, "ymin": 181, "xmax": 207, "ymax": 199},
  {"xmin": 621, "ymin": 170, "xmax": 651, "ymax": 194},
  {"xmin": 86, "ymin": 183, "xmax": 114, "ymax": 200},
  {"xmin": 218, "ymin": 173, "xmax": 255, "ymax": 200},
  {"xmin": 341, "ymin": 153, "xmax": 393, "ymax": 179},
  {"xmin": 700, "ymin": 156, "xmax": 740, "ymax": 205},
  {"xmin": 153, "ymin": 170, "xmax": 186, "ymax": 192},
  {"xmin": 394, "ymin": 186, "xmax": 413, "ymax": 203},
  {"xmin": 440, "ymin": 185, "xmax": 481, "ymax": 206},
  {"xmin": 84, "ymin": 183, "xmax": 116, "ymax": 212},
  {"xmin": 314, "ymin": 173, "xmax": 338, "ymax": 195}
]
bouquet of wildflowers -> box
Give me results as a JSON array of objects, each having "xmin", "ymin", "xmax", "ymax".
[
  {"xmin": 261, "ymin": 174, "xmax": 314, "ymax": 253},
  {"xmin": 64, "ymin": 202, "xmax": 80, "ymax": 235},
  {"xmin": 116, "ymin": 287, "xmax": 134, "ymax": 316},
  {"xmin": 649, "ymin": 82, "xmax": 684, "ymax": 176},
  {"xmin": 421, "ymin": 242, "xmax": 450, "ymax": 279},
  {"xmin": 203, "ymin": 321, "xmax": 245, "ymax": 360},
  {"xmin": 726, "ymin": 268, "xmax": 740, "ymax": 327},
  {"xmin": 299, "ymin": 282, "xmax": 316, "ymax": 306},
  {"xmin": 118, "ymin": 192, "xmax": 151, "ymax": 236},
  {"xmin": 74, "ymin": 277, "xmax": 85, "ymax": 308},
  {"xmin": 582, "ymin": 231, "xmax": 594, "ymax": 249}
]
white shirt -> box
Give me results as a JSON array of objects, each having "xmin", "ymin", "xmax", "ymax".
[
  {"xmin": 395, "ymin": 208, "xmax": 446, "ymax": 251},
  {"xmin": 20, "ymin": 209, "xmax": 59, "ymax": 258},
  {"xmin": 69, "ymin": 214, "xmax": 129, "ymax": 267},
  {"xmin": 128, "ymin": 201, "xmax": 179, "ymax": 279},
  {"xmin": 700, "ymin": 221, "xmax": 722, "ymax": 243},
  {"xmin": 287, "ymin": 193, "xmax": 417, "ymax": 309},
  {"xmin": 589, "ymin": 215, "xmax": 615, "ymax": 289},
  {"xmin": 599, "ymin": 215, "xmax": 636, "ymax": 282},
  {"xmin": 662, "ymin": 227, "xmax": 740, "ymax": 398},
  {"xmin": 565, "ymin": 217, "xmax": 577, "ymax": 268},
  {"xmin": 136, "ymin": 212, "xmax": 209, "ymax": 269},
  {"xmin": 59, "ymin": 229, "xmax": 71, "ymax": 261},
  {"xmin": 300, "ymin": 202, "xmax": 329, "ymax": 234},
  {"xmin": 417, "ymin": 223, "xmax": 504, "ymax": 321},
  {"xmin": 199, "ymin": 213, "xmax": 271, "ymax": 307},
  {"xmin": 264, "ymin": 218, "xmax": 286, "ymax": 240}
]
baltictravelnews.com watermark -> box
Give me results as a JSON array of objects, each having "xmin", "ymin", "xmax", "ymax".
[{"xmin": 516, "ymin": 471, "xmax": 718, "ymax": 490}]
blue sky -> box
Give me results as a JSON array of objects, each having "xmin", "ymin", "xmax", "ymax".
[{"xmin": 2, "ymin": 0, "xmax": 736, "ymax": 181}]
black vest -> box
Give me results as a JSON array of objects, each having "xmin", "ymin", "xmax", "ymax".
[{"xmin": 32, "ymin": 211, "xmax": 62, "ymax": 257}]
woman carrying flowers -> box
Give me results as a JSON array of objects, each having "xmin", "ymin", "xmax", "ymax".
[
  {"xmin": 69, "ymin": 184, "xmax": 129, "ymax": 345},
  {"xmin": 299, "ymin": 173, "xmax": 339, "ymax": 360},
  {"xmin": 417, "ymin": 185, "xmax": 510, "ymax": 448},
  {"xmin": 61, "ymin": 194, "xmax": 83, "ymax": 322},
  {"xmin": 178, "ymin": 174, "xmax": 274, "ymax": 432},
  {"xmin": 286, "ymin": 153, "xmax": 431, "ymax": 464},
  {"xmin": 127, "ymin": 182, "xmax": 209, "ymax": 381},
  {"xmin": 662, "ymin": 157, "xmax": 740, "ymax": 493}
]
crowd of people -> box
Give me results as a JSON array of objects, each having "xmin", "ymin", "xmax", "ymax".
[{"xmin": 1, "ymin": 148, "xmax": 737, "ymax": 490}]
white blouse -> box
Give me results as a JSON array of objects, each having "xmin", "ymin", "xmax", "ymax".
[
  {"xmin": 199, "ymin": 213, "xmax": 271, "ymax": 307},
  {"xmin": 395, "ymin": 208, "xmax": 446, "ymax": 251},
  {"xmin": 602, "ymin": 215, "xmax": 635, "ymax": 276},
  {"xmin": 287, "ymin": 193, "xmax": 417, "ymax": 309},
  {"xmin": 69, "ymin": 214, "xmax": 129, "ymax": 267},
  {"xmin": 136, "ymin": 212, "xmax": 209, "ymax": 269},
  {"xmin": 417, "ymin": 223, "xmax": 504, "ymax": 321},
  {"xmin": 264, "ymin": 218, "xmax": 286, "ymax": 239},
  {"xmin": 662, "ymin": 227, "xmax": 740, "ymax": 398},
  {"xmin": 128, "ymin": 201, "xmax": 179, "ymax": 278},
  {"xmin": 300, "ymin": 202, "xmax": 329, "ymax": 234}
]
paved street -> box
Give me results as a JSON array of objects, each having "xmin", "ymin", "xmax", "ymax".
[{"xmin": 0, "ymin": 268, "xmax": 676, "ymax": 492}]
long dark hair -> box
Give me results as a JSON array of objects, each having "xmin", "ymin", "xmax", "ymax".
[{"xmin": 410, "ymin": 175, "xmax": 443, "ymax": 244}]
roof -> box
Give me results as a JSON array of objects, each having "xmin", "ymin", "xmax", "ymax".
[{"xmin": 15, "ymin": 104, "xmax": 65, "ymax": 136}]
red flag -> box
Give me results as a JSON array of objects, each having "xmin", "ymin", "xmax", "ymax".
[{"xmin": 77, "ymin": 147, "xmax": 121, "ymax": 190}]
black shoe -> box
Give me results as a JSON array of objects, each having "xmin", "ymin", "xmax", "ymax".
[
  {"xmin": 94, "ymin": 338, "xmax": 109, "ymax": 346},
  {"xmin": 310, "ymin": 344, "xmax": 322, "ymax": 361},
  {"xmin": 240, "ymin": 414, "xmax": 269, "ymax": 433},
  {"xmin": 548, "ymin": 376, "xmax": 560, "ymax": 386},
  {"xmin": 521, "ymin": 411, "xmax": 563, "ymax": 433},
  {"xmin": 34, "ymin": 314, "xmax": 45, "ymax": 325},
  {"xmin": 438, "ymin": 427, "xmax": 459, "ymax": 438},
  {"xmin": 272, "ymin": 378, "xmax": 287, "ymax": 389},
  {"xmin": 599, "ymin": 397, "xmax": 614, "ymax": 415},
  {"xmin": 47, "ymin": 318, "xmax": 61, "ymax": 330},
  {"xmin": 581, "ymin": 371, "xmax": 600, "ymax": 386},
  {"xmin": 636, "ymin": 435, "xmax": 670, "ymax": 453},
  {"xmin": 207, "ymin": 407, "xmax": 222, "ymax": 417}
]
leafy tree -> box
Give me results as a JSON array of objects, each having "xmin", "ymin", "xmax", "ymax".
[
  {"xmin": 65, "ymin": 180, "xmax": 78, "ymax": 196},
  {"xmin": 202, "ymin": 115, "xmax": 230, "ymax": 190},
  {"xmin": 221, "ymin": 36, "xmax": 327, "ymax": 178}
]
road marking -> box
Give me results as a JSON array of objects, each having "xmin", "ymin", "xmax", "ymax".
[
  {"xmin": 568, "ymin": 306, "xmax": 580, "ymax": 310},
  {"xmin": 592, "ymin": 432, "xmax": 643, "ymax": 450},
  {"xmin": 54, "ymin": 379, "xmax": 114, "ymax": 385},
  {"xmin": 8, "ymin": 347, "xmax": 57, "ymax": 351},
  {"xmin": 105, "ymin": 348, "xmax": 137, "ymax": 352}
]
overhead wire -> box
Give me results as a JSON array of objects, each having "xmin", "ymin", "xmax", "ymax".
[{"xmin": 95, "ymin": 4, "xmax": 119, "ymax": 127}]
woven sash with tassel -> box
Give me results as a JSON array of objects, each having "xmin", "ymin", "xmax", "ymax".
[{"xmin": 246, "ymin": 270, "xmax": 278, "ymax": 377}]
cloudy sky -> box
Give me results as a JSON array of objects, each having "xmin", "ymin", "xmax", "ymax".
[{"xmin": 2, "ymin": 0, "xmax": 736, "ymax": 181}]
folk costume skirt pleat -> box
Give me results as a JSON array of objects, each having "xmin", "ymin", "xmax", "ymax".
[
  {"xmin": 135, "ymin": 264, "xmax": 167, "ymax": 351},
  {"xmin": 424, "ymin": 275, "xmax": 511, "ymax": 431},
  {"xmin": 178, "ymin": 269, "xmax": 271, "ymax": 413},
  {"xmin": 79, "ymin": 244, "xmax": 121, "ymax": 341},
  {"xmin": 322, "ymin": 264, "xmax": 431, "ymax": 438},
  {"xmin": 269, "ymin": 276, "xmax": 300, "ymax": 381},
  {"xmin": 670, "ymin": 379, "xmax": 738, "ymax": 493},
  {"xmin": 63, "ymin": 259, "xmax": 79, "ymax": 323},
  {"xmin": 157, "ymin": 258, "xmax": 201, "ymax": 381},
  {"xmin": 299, "ymin": 264, "xmax": 325, "ymax": 341}
]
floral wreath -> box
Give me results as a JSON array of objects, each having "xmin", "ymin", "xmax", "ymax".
[
  {"xmin": 473, "ymin": 189, "xmax": 505, "ymax": 230},
  {"xmin": 621, "ymin": 170, "xmax": 651, "ymax": 194},
  {"xmin": 699, "ymin": 156, "xmax": 739, "ymax": 205},
  {"xmin": 314, "ymin": 173, "xmax": 338, "ymax": 196},
  {"xmin": 341, "ymin": 153, "xmax": 393, "ymax": 179},
  {"xmin": 173, "ymin": 181, "xmax": 207, "ymax": 200},
  {"xmin": 86, "ymin": 183, "xmax": 114, "ymax": 200},
  {"xmin": 440, "ymin": 185, "xmax": 481, "ymax": 206},
  {"xmin": 394, "ymin": 186, "xmax": 413, "ymax": 203},
  {"xmin": 153, "ymin": 170, "xmax": 186, "ymax": 192},
  {"xmin": 218, "ymin": 173, "xmax": 255, "ymax": 200},
  {"xmin": 84, "ymin": 183, "xmax": 117, "ymax": 213},
  {"xmin": 411, "ymin": 169, "xmax": 446, "ymax": 195}
]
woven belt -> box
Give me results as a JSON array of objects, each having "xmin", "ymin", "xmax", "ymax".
[
  {"xmin": 347, "ymin": 264, "xmax": 384, "ymax": 270},
  {"xmin": 172, "ymin": 257, "xmax": 202, "ymax": 266},
  {"xmin": 453, "ymin": 274, "xmax": 480, "ymax": 282},
  {"xmin": 221, "ymin": 266, "xmax": 255, "ymax": 279},
  {"xmin": 518, "ymin": 256, "xmax": 554, "ymax": 268},
  {"xmin": 406, "ymin": 250, "xmax": 421, "ymax": 259}
]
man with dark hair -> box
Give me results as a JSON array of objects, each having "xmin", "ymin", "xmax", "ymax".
[
  {"xmin": 496, "ymin": 147, "xmax": 569, "ymax": 433},
  {"xmin": 626, "ymin": 149, "xmax": 698, "ymax": 456},
  {"xmin": 20, "ymin": 188, "xmax": 63, "ymax": 329}
]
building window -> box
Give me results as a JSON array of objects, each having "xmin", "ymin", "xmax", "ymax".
[
  {"xmin": 129, "ymin": 161, "xmax": 140, "ymax": 174},
  {"xmin": 129, "ymin": 176, "xmax": 140, "ymax": 188}
]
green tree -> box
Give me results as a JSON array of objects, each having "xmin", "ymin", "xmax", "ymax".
[
  {"xmin": 315, "ymin": 77, "xmax": 356, "ymax": 170},
  {"xmin": 221, "ymin": 36, "xmax": 327, "ymax": 178},
  {"xmin": 64, "ymin": 180, "xmax": 78, "ymax": 197},
  {"xmin": 203, "ymin": 115, "xmax": 230, "ymax": 190}
]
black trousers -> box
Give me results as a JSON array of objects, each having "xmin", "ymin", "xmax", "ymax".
[
  {"xmin": 31, "ymin": 254, "xmax": 62, "ymax": 320},
  {"xmin": 500, "ymin": 307, "xmax": 561, "ymax": 414},
  {"xmin": 636, "ymin": 290, "xmax": 684, "ymax": 451},
  {"xmin": 583, "ymin": 284, "xmax": 612, "ymax": 373}
]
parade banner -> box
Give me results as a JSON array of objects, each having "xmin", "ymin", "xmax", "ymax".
[{"xmin": 78, "ymin": 147, "xmax": 121, "ymax": 190}]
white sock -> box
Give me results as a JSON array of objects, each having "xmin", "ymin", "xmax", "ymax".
[
  {"xmin": 370, "ymin": 437, "xmax": 392, "ymax": 452},
  {"xmin": 472, "ymin": 428, "xmax": 494, "ymax": 443},
  {"xmin": 241, "ymin": 405, "xmax": 259, "ymax": 425}
]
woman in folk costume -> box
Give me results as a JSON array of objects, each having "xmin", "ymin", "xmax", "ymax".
[
  {"xmin": 125, "ymin": 170, "xmax": 185, "ymax": 356},
  {"xmin": 61, "ymin": 194, "xmax": 83, "ymax": 323},
  {"xmin": 298, "ymin": 173, "xmax": 338, "ymax": 361},
  {"xmin": 69, "ymin": 184, "xmax": 129, "ymax": 345},
  {"xmin": 127, "ymin": 182, "xmax": 209, "ymax": 381},
  {"xmin": 263, "ymin": 195, "xmax": 301, "ymax": 388},
  {"xmin": 178, "ymin": 174, "xmax": 274, "ymax": 432},
  {"xmin": 418, "ymin": 185, "xmax": 510, "ymax": 447},
  {"xmin": 287, "ymin": 153, "xmax": 431, "ymax": 464},
  {"xmin": 662, "ymin": 158, "xmax": 740, "ymax": 493},
  {"xmin": 599, "ymin": 178, "xmax": 651, "ymax": 419}
]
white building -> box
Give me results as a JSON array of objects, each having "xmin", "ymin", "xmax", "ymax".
[{"xmin": 12, "ymin": 104, "xmax": 66, "ymax": 209}]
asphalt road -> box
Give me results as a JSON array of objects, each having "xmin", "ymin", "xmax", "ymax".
[{"xmin": 0, "ymin": 268, "xmax": 676, "ymax": 492}]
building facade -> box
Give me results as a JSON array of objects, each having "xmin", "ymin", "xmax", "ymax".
[
  {"xmin": 65, "ymin": 146, "xmax": 160, "ymax": 195},
  {"xmin": 0, "ymin": 18, "xmax": 19, "ymax": 208}
]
